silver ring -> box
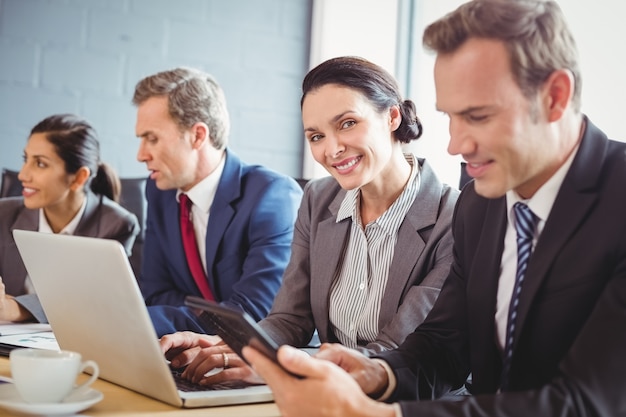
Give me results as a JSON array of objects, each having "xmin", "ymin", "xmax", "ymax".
[{"xmin": 222, "ymin": 352, "xmax": 229, "ymax": 368}]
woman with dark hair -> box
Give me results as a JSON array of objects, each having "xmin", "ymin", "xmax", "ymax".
[
  {"xmin": 160, "ymin": 56, "xmax": 459, "ymax": 386},
  {"xmin": 0, "ymin": 113, "xmax": 139, "ymax": 322}
]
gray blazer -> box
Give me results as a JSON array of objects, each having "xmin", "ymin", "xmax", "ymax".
[
  {"xmin": 260, "ymin": 158, "xmax": 459, "ymax": 354},
  {"xmin": 0, "ymin": 191, "xmax": 139, "ymax": 322}
]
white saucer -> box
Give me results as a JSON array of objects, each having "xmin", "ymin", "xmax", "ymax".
[{"xmin": 0, "ymin": 383, "xmax": 103, "ymax": 415}]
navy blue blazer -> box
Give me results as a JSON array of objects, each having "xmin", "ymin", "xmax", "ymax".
[
  {"xmin": 142, "ymin": 150, "xmax": 303, "ymax": 336},
  {"xmin": 378, "ymin": 118, "xmax": 626, "ymax": 415}
]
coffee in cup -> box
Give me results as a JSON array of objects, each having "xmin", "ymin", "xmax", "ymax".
[{"xmin": 9, "ymin": 348, "xmax": 99, "ymax": 404}]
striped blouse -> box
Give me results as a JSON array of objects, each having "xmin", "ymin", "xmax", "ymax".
[{"xmin": 328, "ymin": 153, "xmax": 421, "ymax": 348}]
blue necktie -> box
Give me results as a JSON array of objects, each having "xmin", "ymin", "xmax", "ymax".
[{"xmin": 501, "ymin": 202, "xmax": 538, "ymax": 391}]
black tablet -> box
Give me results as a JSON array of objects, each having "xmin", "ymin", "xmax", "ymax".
[{"xmin": 184, "ymin": 296, "xmax": 282, "ymax": 366}]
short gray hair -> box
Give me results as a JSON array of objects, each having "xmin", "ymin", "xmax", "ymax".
[{"xmin": 132, "ymin": 67, "xmax": 230, "ymax": 149}]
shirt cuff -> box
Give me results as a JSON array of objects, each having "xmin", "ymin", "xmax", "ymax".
[{"xmin": 372, "ymin": 358, "xmax": 397, "ymax": 401}]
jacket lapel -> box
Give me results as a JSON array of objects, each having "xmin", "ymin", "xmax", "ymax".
[
  {"xmin": 13, "ymin": 205, "xmax": 39, "ymax": 231},
  {"xmin": 205, "ymin": 150, "xmax": 239, "ymax": 288},
  {"xmin": 74, "ymin": 192, "xmax": 99, "ymax": 236},
  {"xmin": 377, "ymin": 159, "xmax": 438, "ymax": 326},
  {"xmin": 311, "ymin": 190, "xmax": 350, "ymax": 341},
  {"xmin": 513, "ymin": 118, "xmax": 605, "ymax": 350},
  {"xmin": 467, "ymin": 196, "xmax": 508, "ymax": 391}
]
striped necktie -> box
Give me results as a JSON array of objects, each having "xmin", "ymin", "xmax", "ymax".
[{"xmin": 501, "ymin": 202, "xmax": 538, "ymax": 391}]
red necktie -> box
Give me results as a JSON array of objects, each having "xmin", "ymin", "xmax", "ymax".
[{"xmin": 179, "ymin": 193, "xmax": 215, "ymax": 301}]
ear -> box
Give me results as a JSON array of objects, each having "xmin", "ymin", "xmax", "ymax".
[
  {"xmin": 190, "ymin": 122, "xmax": 210, "ymax": 149},
  {"xmin": 389, "ymin": 105, "xmax": 402, "ymax": 132},
  {"xmin": 542, "ymin": 69, "xmax": 574, "ymax": 122},
  {"xmin": 70, "ymin": 166, "xmax": 91, "ymax": 191}
]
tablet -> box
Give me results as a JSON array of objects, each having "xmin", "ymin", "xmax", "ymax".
[{"xmin": 184, "ymin": 296, "xmax": 282, "ymax": 366}]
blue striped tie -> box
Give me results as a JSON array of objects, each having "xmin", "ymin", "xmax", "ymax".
[{"xmin": 501, "ymin": 202, "xmax": 538, "ymax": 391}]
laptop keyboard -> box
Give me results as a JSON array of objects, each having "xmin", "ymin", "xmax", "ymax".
[{"xmin": 171, "ymin": 369, "xmax": 250, "ymax": 392}]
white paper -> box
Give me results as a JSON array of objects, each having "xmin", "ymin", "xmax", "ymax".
[
  {"xmin": 0, "ymin": 331, "xmax": 59, "ymax": 351},
  {"xmin": 0, "ymin": 323, "xmax": 52, "ymax": 336}
]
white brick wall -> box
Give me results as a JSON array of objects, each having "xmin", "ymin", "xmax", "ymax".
[{"xmin": 0, "ymin": 0, "xmax": 311, "ymax": 178}]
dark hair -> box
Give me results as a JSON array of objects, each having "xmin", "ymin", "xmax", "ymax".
[
  {"xmin": 301, "ymin": 56, "xmax": 423, "ymax": 144},
  {"xmin": 132, "ymin": 67, "xmax": 230, "ymax": 150},
  {"xmin": 30, "ymin": 114, "xmax": 121, "ymax": 202},
  {"xmin": 423, "ymin": 0, "xmax": 581, "ymax": 112}
]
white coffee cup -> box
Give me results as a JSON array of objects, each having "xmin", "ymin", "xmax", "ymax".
[{"xmin": 9, "ymin": 348, "xmax": 99, "ymax": 404}]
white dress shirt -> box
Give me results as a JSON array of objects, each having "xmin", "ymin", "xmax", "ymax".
[
  {"xmin": 495, "ymin": 143, "xmax": 579, "ymax": 349},
  {"xmin": 176, "ymin": 154, "xmax": 226, "ymax": 274}
]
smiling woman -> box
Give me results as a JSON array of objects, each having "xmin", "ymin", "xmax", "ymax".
[
  {"xmin": 157, "ymin": 56, "xmax": 460, "ymax": 387},
  {"xmin": 0, "ymin": 114, "xmax": 139, "ymax": 324}
]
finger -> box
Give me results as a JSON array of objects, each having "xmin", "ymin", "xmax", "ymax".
[
  {"xmin": 243, "ymin": 346, "xmax": 290, "ymax": 388},
  {"xmin": 276, "ymin": 345, "xmax": 332, "ymax": 379},
  {"xmin": 317, "ymin": 342, "xmax": 334, "ymax": 352},
  {"xmin": 198, "ymin": 356, "xmax": 263, "ymax": 385},
  {"xmin": 181, "ymin": 344, "xmax": 238, "ymax": 381},
  {"xmin": 196, "ymin": 335, "xmax": 223, "ymax": 348},
  {"xmin": 159, "ymin": 331, "xmax": 191, "ymax": 353},
  {"xmin": 161, "ymin": 331, "xmax": 205, "ymax": 363},
  {"xmin": 314, "ymin": 343, "xmax": 346, "ymax": 361},
  {"xmin": 169, "ymin": 346, "xmax": 202, "ymax": 368},
  {"xmin": 183, "ymin": 351, "xmax": 226, "ymax": 383},
  {"xmin": 160, "ymin": 339, "xmax": 182, "ymax": 356}
]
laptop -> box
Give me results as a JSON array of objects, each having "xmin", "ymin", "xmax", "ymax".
[{"xmin": 12, "ymin": 229, "xmax": 273, "ymax": 408}]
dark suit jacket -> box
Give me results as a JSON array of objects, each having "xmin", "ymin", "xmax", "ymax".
[
  {"xmin": 378, "ymin": 118, "xmax": 626, "ymax": 416},
  {"xmin": 260, "ymin": 158, "xmax": 459, "ymax": 354},
  {"xmin": 0, "ymin": 191, "xmax": 139, "ymax": 322},
  {"xmin": 142, "ymin": 150, "xmax": 303, "ymax": 336}
]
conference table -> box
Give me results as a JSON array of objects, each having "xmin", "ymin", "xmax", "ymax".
[{"xmin": 0, "ymin": 356, "xmax": 281, "ymax": 417}]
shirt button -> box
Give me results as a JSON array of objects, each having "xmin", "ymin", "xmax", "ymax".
[{"xmin": 359, "ymin": 283, "xmax": 365, "ymax": 290}]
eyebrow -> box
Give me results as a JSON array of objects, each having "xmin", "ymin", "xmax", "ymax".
[
  {"xmin": 304, "ymin": 110, "xmax": 355, "ymax": 133},
  {"xmin": 136, "ymin": 130, "xmax": 153, "ymax": 139},
  {"xmin": 439, "ymin": 105, "xmax": 493, "ymax": 116},
  {"xmin": 24, "ymin": 153, "xmax": 53, "ymax": 161}
]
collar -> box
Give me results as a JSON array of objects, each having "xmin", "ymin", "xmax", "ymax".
[
  {"xmin": 336, "ymin": 153, "xmax": 420, "ymax": 231},
  {"xmin": 176, "ymin": 153, "xmax": 226, "ymax": 214},
  {"xmin": 506, "ymin": 140, "xmax": 581, "ymax": 225},
  {"xmin": 38, "ymin": 196, "xmax": 87, "ymax": 234}
]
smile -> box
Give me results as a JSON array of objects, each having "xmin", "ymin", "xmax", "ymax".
[{"xmin": 334, "ymin": 156, "xmax": 361, "ymax": 170}]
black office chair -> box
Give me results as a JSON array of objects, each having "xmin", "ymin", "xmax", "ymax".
[
  {"xmin": 294, "ymin": 178, "xmax": 309, "ymax": 190},
  {"xmin": 119, "ymin": 177, "xmax": 148, "ymax": 276},
  {"xmin": 0, "ymin": 168, "xmax": 21, "ymax": 198}
]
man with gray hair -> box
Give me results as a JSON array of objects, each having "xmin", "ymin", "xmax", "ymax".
[{"xmin": 133, "ymin": 67, "xmax": 302, "ymax": 337}]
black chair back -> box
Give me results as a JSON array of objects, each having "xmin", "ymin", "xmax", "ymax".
[
  {"xmin": 294, "ymin": 178, "xmax": 309, "ymax": 190},
  {"xmin": 119, "ymin": 177, "xmax": 148, "ymax": 276},
  {"xmin": 0, "ymin": 168, "xmax": 21, "ymax": 198}
]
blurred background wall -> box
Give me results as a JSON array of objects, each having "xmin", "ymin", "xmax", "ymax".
[
  {"xmin": 0, "ymin": 0, "xmax": 312, "ymax": 178},
  {"xmin": 1, "ymin": 0, "xmax": 624, "ymax": 187}
]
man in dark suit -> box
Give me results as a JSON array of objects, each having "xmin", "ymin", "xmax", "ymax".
[
  {"xmin": 241, "ymin": 1, "xmax": 626, "ymax": 416},
  {"xmin": 132, "ymin": 67, "xmax": 303, "ymax": 336}
]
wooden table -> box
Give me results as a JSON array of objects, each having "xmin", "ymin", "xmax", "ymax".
[{"xmin": 0, "ymin": 357, "xmax": 281, "ymax": 416}]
